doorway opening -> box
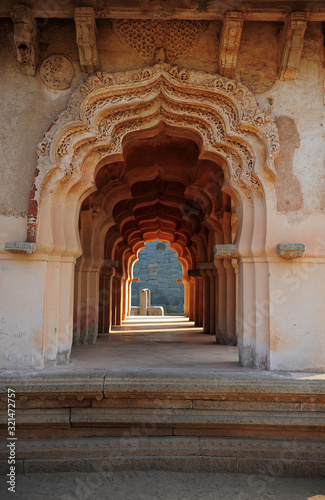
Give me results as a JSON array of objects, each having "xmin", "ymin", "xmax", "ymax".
[
  {"xmin": 131, "ymin": 239, "xmax": 185, "ymax": 316},
  {"xmin": 72, "ymin": 130, "xmax": 237, "ymax": 349}
]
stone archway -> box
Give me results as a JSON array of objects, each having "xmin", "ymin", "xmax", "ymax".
[{"xmin": 27, "ymin": 63, "xmax": 279, "ymax": 369}]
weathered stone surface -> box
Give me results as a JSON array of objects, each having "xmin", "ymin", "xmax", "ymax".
[
  {"xmin": 0, "ymin": 371, "xmax": 106, "ymax": 395},
  {"xmin": 219, "ymin": 12, "xmax": 243, "ymax": 77},
  {"xmin": 276, "ymin": 243, "xmax": 306, "ymax": 259},
  {"xmin": 1, "ymin": 436, "xmax": 324, "ymax": 477},
  {"xmin": 11, "ymin": 3, "xmax": 38, "ymax": 76},
  {"xmin": 213, "ymin": 245, "xmax": 238, "ymax": 259},
  {"xmin": 279, "ymin": 12, "xmax": 307, "ymax": 81},
  {"xmin": 74, "ymin": 7, "xmax": 99, "ymax": 73},
  {"xmin": 4, "ymin": 242, "xmax": 36, "ymax": 254},
  {"xmin": 40, "ymin": 54, "xmax": 75, "ymax": 90},
  {"xmin": 147, "ymin": 306, "xmax": 164, "ymax": 316},
  {"xmin": 0, "ymin": 408, "xmax": 70, "ymax": 427}
]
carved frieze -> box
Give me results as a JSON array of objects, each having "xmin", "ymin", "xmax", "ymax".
[
  {"xmin": 112, "ymin": 20, "xmax": 208, "ymax": 61},
  {"xmin": 11, "ymin": 3, "xmax": 38, "ymax": 76},
  {"xmin": 219, "ymin": 12, "xmax": 244, "ymax": 78},
  {"xmin": 279, "ymin": 12, "xmax": 307, "ymax": 81},
  {"xmin": 74, "ymin": 7, "xmax": 100, "ymax": 73},
  {"xmin": 40, "ymin": 55, "xmax": 75, "ymax": 90}
]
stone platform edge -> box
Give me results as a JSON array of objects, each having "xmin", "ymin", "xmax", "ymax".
[{"xmin": 0, "ymin": 369, "xmax": 324, "ymax": 396}]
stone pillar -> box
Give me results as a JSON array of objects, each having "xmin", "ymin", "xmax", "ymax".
[
  {"xmin": 214, "ymin": 244, "xmax": 239, "ymax": 344},
  {"xmin": 139, "ymin": 288, "xmax": 150, "ymax": 315},
  {"xmin": 121, "ymin": 277, "xmax": 127, "ymax": 321},
  {"xmin": 73, "ymin": 266, "xmax": 100, "ymax": 345},
  {"xmin": 188, "ymin": 270, "xmax": 201, "ymax": 326},
  {"xmin": 115, "ymin": 274, "xmax": 122, "ymax": 325},
  {"xmin": 99, "ymin": 266, "xmax": 115, "ymax": 333},
  {"xmin": 224, "ymin": 259, "xmax": 237, "ymax": 344},
  {"xmin": 214, "ymin": 259, "xmax": 227, "ymax": 343},
  {"xmin": 111, "ymin": 275, "xmax": 117, "ymax": 326},
  {"xmin": 207, "ymin": 268, "xmax": 216, "ymax": 335},
  {"xmin": 202, "ymin": 271, "xmax": 210, "ymax": 333},
  {"xmin": 199, "ymin": 262, "xmax": 216, "ymax": 334},
  {"xmin": 183, "ymin": 278, "xmax": 190, "ymax": 318},
  {"xmin": 189, "ymin": 278, "xmax": 195, "ymax": 322}
]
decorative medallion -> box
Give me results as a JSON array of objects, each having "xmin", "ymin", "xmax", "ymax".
[
  {"xmin": 40, "ymin": 55, "xmax": 75, "ymax": 90},
  {"xmin": 112, "ymin": 20, "xmax": 208, "ymax": 61}
]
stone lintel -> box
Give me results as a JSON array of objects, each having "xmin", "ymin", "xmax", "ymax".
[
  {"xmin": 5, "ymin": 242, "xmax": 36, "ymax": 254},
  {"xmin": 279, "ymin": 12, "xmax": 307, "ymax": 81},
  {"xmin": 74, "ymin": 7, "xmax": 100, "ymax": 73},
  {"xmin": 276, "ymin": 243, "xmax": 306, "ymax": 259},
  {"xmin": 198, "ymin": 261, "xmax": 215, "ymax": 270},
  {"xmin": 188, "ymin": 270, "xmax": 200, "ymax": 277},
  {"xmin": 103, "ymin": 259, "xmax": 119, "ymax": 268},
  {"xmin": 214, "ymin": 244, "xmax": 238, "ymax": 259},
  {"xmin": 219, "ymin": 12, "xmax": 244, "ymax": 78},
  {"xmin": 11, "ymin": 3, "xmax": 38, "ymax": 76},
  {"xmin": 2, "ymin": 6, "xmax": 325, "ymax": 22}
]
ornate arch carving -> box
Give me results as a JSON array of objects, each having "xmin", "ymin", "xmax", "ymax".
[{"xmin": 29, "ymin": 63, "xmax": 279, "ymax": 250}]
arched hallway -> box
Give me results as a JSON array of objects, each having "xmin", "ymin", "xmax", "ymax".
[{"xmin": 73, "ymin": 129, "xmax": 238, "ymax": 350}]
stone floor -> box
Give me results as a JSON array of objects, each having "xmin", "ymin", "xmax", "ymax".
[
  {"xmin": 59, "ymin": 317, "xmax": 242, "ymax": 372},
  {"xmin": 1, "ymin": 470, "xmax": 325, "ymax": 500}
]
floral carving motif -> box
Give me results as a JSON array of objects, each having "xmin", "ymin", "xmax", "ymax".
[
  {"xmin": 40, "ymin": 55, "xmax": 75, "ymax": 90},
  {"xmin": 112, "ymin": 20, "xmax": 208, "ymax": 61},
  {"xmin": 34, "ymin": 63, "xmax": 280, "ymax": 210}
]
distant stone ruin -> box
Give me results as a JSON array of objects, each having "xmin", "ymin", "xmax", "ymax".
[
  {"xmin": 131, "ymin": 288, "xmax": 164, "ymax": 316},
  {"xmin": 131, "ymin": 240, "xmax": 184, "ymax": 315}
]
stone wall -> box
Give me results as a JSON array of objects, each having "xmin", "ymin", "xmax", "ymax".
[{"xmin": 132, "ymin": 240, "xmax": 184, "ymax": 315}]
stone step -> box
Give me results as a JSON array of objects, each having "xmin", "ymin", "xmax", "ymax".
[{"xmin": 0, "ymin": 369, "xmax": 324, "ymax": 477}]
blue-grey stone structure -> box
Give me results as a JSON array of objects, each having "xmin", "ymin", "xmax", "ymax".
[{"xmin": 132, "ymin": 240, "xmax": 184, "ymax": 315}]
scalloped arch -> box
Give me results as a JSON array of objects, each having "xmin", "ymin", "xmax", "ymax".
[{"xmin": 29, "ymin": 63, "xmax": 279, "ymax": 251}]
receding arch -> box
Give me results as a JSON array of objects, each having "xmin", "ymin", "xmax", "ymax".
[{"xmin": 29, "ymin": 64, "xmax": 279, "ymax": 369}]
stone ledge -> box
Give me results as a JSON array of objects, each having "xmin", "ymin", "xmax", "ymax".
[
  {"xmin": 1, "ymin": 436, "xmax": 322, "ymax": 461},
  {"xmin": 0, "ymin": 408, "xmax": 70, "ymax": 427},
  {"xmin": 70, "ymin": 407, "xmax": 325, "ymax": 427},
  {"xmin": 214, "ymin": 244, "xmax": 238, "ymax": 259},
  {"xmin": 1, "ymin": 369, "xmax": 324, "ymax": 397},
  {"xmin": 0, "ymin": 437, "xmax": 324, "ymax": 477},
  {"xmin": 276, "ymin": 243, "xmax": 306, "ymax": 259},
  {"xmin": 4, "ymin": 241, "xmax": 36, "ymax": 254},
  {"xmin": 0, "ymin": 371, "xmax": 106, "ymax": 395}
]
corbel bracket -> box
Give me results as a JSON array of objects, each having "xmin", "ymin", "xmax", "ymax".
[
  {"xmin": 279, "ymin": 12, "xmax": 307, "ymax": 81},
  {"xmin": 219, "ymin": 12, "xmax": 244, "ymax": 78},
  {"xmin": 11, "ymin": 4, "xmax": 38, "ymax": 76},
  {"xmin": 214, "ymin": 244, "xmax": 239, "ymax": 259},
  {"xmin": 5, "ymin": 242, "xmax": 36, "ymax": 254},
  {"xmin": 276, "ymin": 244, "xmax": 305, "ymax": 259},
  {"xmin": 74, "ymin": 7, "xmax": 100, "ymax": 73}
]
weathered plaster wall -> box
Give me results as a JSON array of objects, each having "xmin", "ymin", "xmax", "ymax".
[
  {"xmin": 256, "ymin": 23, "xmax": 325, "ymax": 218},
  {"xmin": 236, "ymin": 22, "xmax": 280, "ymax": 95},
  {"xmin": 0, "ymin": 259, "xmax": 46, "ymax": 369},
  {"xmin": 268, "ymin": 261, "xmax": 325, "ymax": 371},
  {"xmin": 0, "ymin": 19, "xmax": 84, "ymax": 222}
]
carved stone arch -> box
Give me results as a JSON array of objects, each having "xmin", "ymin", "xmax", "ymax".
[
  {"xmin": 26, "ymin": 64, "xmax": 280, "ymax": 370},
  {"xmin": 30, "ymin": 63, "xmax": 279, "ymax": 256}
]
